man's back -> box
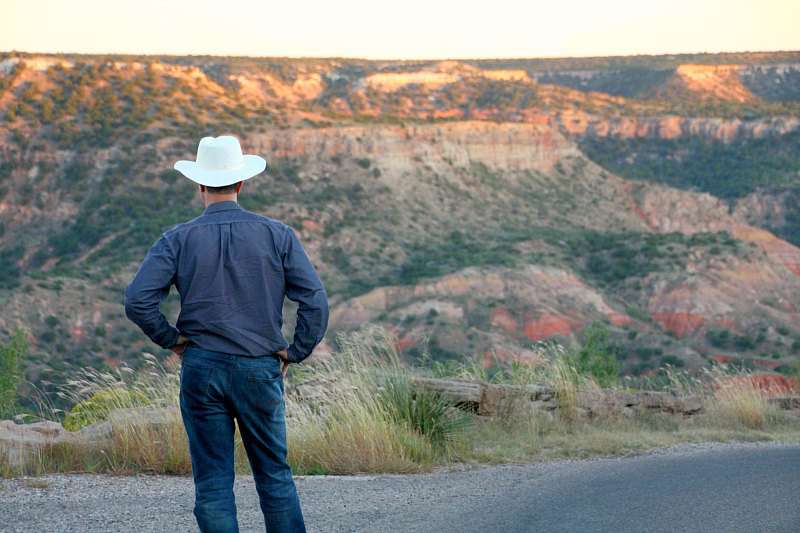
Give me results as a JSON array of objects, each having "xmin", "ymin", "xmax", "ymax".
[
  {"xmin": 125, "ymin": 137, "xmax": 318, "ymax": 532},
  {"xmin": 124, "ymin": 200, "xmax": 328, "ymax": 363}
]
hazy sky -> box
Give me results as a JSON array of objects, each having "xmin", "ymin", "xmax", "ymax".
[{"xmin": 2, "ymin": 0, "xmax": 798, "ymax": 59}]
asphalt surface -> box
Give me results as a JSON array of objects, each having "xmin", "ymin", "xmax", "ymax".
[{"xmin": 1, "ymin": 442, "xmax": 798, "ymax": 532}]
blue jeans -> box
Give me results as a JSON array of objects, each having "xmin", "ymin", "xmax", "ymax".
[{"xmin": 179, "ymin": 346, "xmax": 306, "ymax": 533}]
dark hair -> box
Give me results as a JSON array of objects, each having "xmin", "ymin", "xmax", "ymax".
[{"xmin": 203, "ymin": 181, "xmax": 241, "ymax": 194}]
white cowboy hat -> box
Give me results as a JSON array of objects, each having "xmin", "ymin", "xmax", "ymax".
[{"xmin": 173, "ymin": 135, "xmax": 267, "ymax": 187}]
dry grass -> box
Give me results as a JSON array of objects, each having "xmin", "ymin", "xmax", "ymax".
[
  {"xmin": 288, "ymin": 397, "xmax": 433, "ymax": 475},
  {"xmin": 104, "ymin": 409, "xmax": 191, "ymax": 474},
  {"xmin": 548, "ymin": 351, "xmax": 581, "ymax": 423},
  {"xmin": 2, "ymin": 328, "xmax": 799, "ymax": 478},
  {"xmin": 285, "ymin": 326, "xmax": 455, "ymax": 474},
  {"xmin": 707, "ymin": 377, "xmax": 773, "ymax": 430},
  {"xmin": 461, "ymin": 408, "xmax": 800, "ymax": 465}
]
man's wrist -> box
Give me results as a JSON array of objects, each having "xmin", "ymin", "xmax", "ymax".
[{"xmin": 286, "ymin": 345, "xmax": 304, "ymax": 364}]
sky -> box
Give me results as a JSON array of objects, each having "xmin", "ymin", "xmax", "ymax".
[{"xmin": 1, "ymin": 0, "xmax": 798, "ymax": 60}]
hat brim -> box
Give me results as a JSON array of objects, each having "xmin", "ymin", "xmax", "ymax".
[{"xmin": 174, "ymin": 155, "xmax": 267, "ymax": 187}]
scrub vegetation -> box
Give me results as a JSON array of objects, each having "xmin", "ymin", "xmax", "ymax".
[{"xmin": 2, "ymin": 328, "xmax": 798, "ymax": 478}]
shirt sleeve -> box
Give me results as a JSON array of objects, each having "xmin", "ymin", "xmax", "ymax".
[
  {"xmin": 282, "ymin": 227, "xmax": 329, "ymax": 363},
  {"xmin": 124, "ymin": 234, "xmax": 181, "ymax": 349}
]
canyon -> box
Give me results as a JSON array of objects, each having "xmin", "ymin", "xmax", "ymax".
[{"xmin": 0, "ymin": 50, "xmax": 799, "ymax": 401}]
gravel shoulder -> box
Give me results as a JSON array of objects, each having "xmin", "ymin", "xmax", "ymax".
[{"xmin": 1, "ymin": 441, "xmax": 798, "ymax": 533}]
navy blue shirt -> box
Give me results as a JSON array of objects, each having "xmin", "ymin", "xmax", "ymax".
[{"xmin": 124, "ymin": 200, "xmax": 329, "ymax": 363}]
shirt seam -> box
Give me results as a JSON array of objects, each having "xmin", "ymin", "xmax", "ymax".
[{"xmin": 164, "ymin": 218, "xmax": 289, "ymax": 238}]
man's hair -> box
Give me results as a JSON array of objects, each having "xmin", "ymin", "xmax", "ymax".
[{"xmin": 204, "ymin": 181, "xmax": 241, "ymax": 194}]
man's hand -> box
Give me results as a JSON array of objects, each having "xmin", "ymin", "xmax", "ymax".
[
  {"xmin": 171, "ymin": 335, "xmax": 189, "ymax": 357},
  {"xmin": 276, "ymin": 349, "xmax": 290, "ymax": 377}
]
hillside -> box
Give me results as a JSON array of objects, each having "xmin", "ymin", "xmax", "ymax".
[{"xmin": 1, "ymin": 51, "xmax": 799, "ymax": 402}]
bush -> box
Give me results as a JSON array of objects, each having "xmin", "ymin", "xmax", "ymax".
[
  {"xmin": 0, "ymin": 329, "xmax": 27, "ymax": 418},
  {"xmin": 573, "ymin": 322, "xmax": 619, "ymax": 387},
  {"xmin": 63, "ymin": 388, "xmax": 151, "ymax": 430},
  {"xmin": 378, "ymin": 373, "xmax": 471, "ymax": 454}
]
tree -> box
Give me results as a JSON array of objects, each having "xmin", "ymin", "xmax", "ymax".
[{"xmin": 0, "ymin": 329, "xmax": 28, "ymax": 419}]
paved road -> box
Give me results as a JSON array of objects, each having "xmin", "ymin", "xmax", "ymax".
[{"xmin": 1, "ymin": 442, "xmax": 798, "ymax": 532}]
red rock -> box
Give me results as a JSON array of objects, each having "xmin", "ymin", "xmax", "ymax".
[
  {"xmin": 432, "ymin": 109, "xmax": 462, "ymax": 120},
  {"xmin": 396, "ymin": 331, "xmax": 418, "ymax": 352},
  {"xmin": 490, "ymin": 308, "xmax": 518, "ymax": 334},
  {"xmin": 713, "ymin": 318, "xmax": 739, "ymax": 331},
  {"xmin": 70, "ymin": 326, "xmax": 85, "ymax": 342},
  {"xmin": 651, "ymin": 312, "xmax": 705, "ymax": 337},
  {"xmin": 301, "ymin": 219, "xmax": 321, "ymax": 232},
  {"xmin": 523, "ymin": 313, "xmax": 576, "ymax": 341},
  {"xmin": 752, "ymin": 358, "xmax": 783, "ymax": 370},
  {"xmin": 710, "ymin": 354, "xmax": 737, "ymax": 364},
  {"xmin": 606, "ymin": 312, "xmax": 633, "ymax": 327},
  {"xmin": 718, "ymin": 374, "xmax": 799, "ymax": 396}
]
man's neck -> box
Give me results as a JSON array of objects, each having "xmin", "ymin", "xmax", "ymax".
[{"xmin": 203, "ymin": 194, "xmax": 237, "ymax": 207}]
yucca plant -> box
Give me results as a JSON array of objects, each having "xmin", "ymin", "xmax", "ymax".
[{"xmin": 378, "ymin": 373, "xmax": 472, "ymax": 454}]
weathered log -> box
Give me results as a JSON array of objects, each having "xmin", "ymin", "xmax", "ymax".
[
  {"xmin": 406, "ymin": 377, "xmax": 708, "ymax": 417},
  {"xmin": 768, "ymin": 396, "xmax": 800, "ymax": 410},
  {"xmin": 410, "ymin": 377, "xmax": 483, "ymax": 410}
]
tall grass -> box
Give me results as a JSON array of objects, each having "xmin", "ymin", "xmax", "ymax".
[
  {"xmin": 549, "ymin": 351, "xmax": 581, "ymax": 422},
  {"xmin": 1, "ymin": 326, "xmax": 472, "ymax": 476},
  {"xmin": 708, "ymin": 375, "xmax": 773, "ymax": 430},
  {"xmin": 56, "ymin": 353, "xmax": 179, "ymax": 429},
  {"xmin": 286, "ymin": 326, "xmax": 470, "ymax": 473},
  {"xmin": 288, "ymin": 391, "xmax": 434, "ymax": 474},
  {"xmin": 2, "ymin": 327, "xmax": 799, "ymax": 478}
]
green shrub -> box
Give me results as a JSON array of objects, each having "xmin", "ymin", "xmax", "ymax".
[
  {"xmin": 0, "ymin": 329, "xmax": 28, "ymax": 418},
  {"xmin": 63, "ymin": 388, "xmax": 151, "ymax": 430},
  {"xmin": 659, "ymin": 355, "xmax": 686, "ymax": 368},
  {"xmin": 573, "ymin": 322, "xmax": 619, "ymax": 387},
  {"xmin": 378, "ymin": 373, "xmax": 471, "ymax": 454}
]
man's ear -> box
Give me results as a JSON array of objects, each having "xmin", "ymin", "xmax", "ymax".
[
  {"xmin": 235, "ymin": 181, "xmax": 244, "ymax": 194},
  {"xmin": 199, "ymin": 185, "xmax": 206, "ymax": 193}
]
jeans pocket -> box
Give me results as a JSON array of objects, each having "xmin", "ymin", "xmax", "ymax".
[
  {"xmin": 180, "ymin": 364, "xmax": 214, "ymax": 402},
  {"xmin": 242, "ymin": 367, "xmax": 284, "ymax": 412},
  {"xmin": 245, "ymin": 357, "xmax": 283, "ymax": 383}
]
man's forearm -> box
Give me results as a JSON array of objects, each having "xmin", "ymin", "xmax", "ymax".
[
  {"xmin": 124, "ymin": 234, "xmax": 179, "ymax": 349},
  {"xmin": 286, "ymin": 294, "xmax": 329, "ymax": 363},
  {"xmin": 124, "ymin": 299, "xmax": 180, "ymax": 349}
]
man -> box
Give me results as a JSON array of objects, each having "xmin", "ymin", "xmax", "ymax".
[{"xmin": 125, "ymin": 135, "xmax": 328, "ymax": 533}]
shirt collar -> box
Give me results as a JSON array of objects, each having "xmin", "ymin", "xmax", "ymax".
[{"xmin": 203, "ymin": 200, "xmax": 242, "ymax": 215}]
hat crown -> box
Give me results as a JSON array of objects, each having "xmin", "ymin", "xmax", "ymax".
[{"xmin": 196, "ymin": 136, "xmax": 245, "ymax": 171}]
